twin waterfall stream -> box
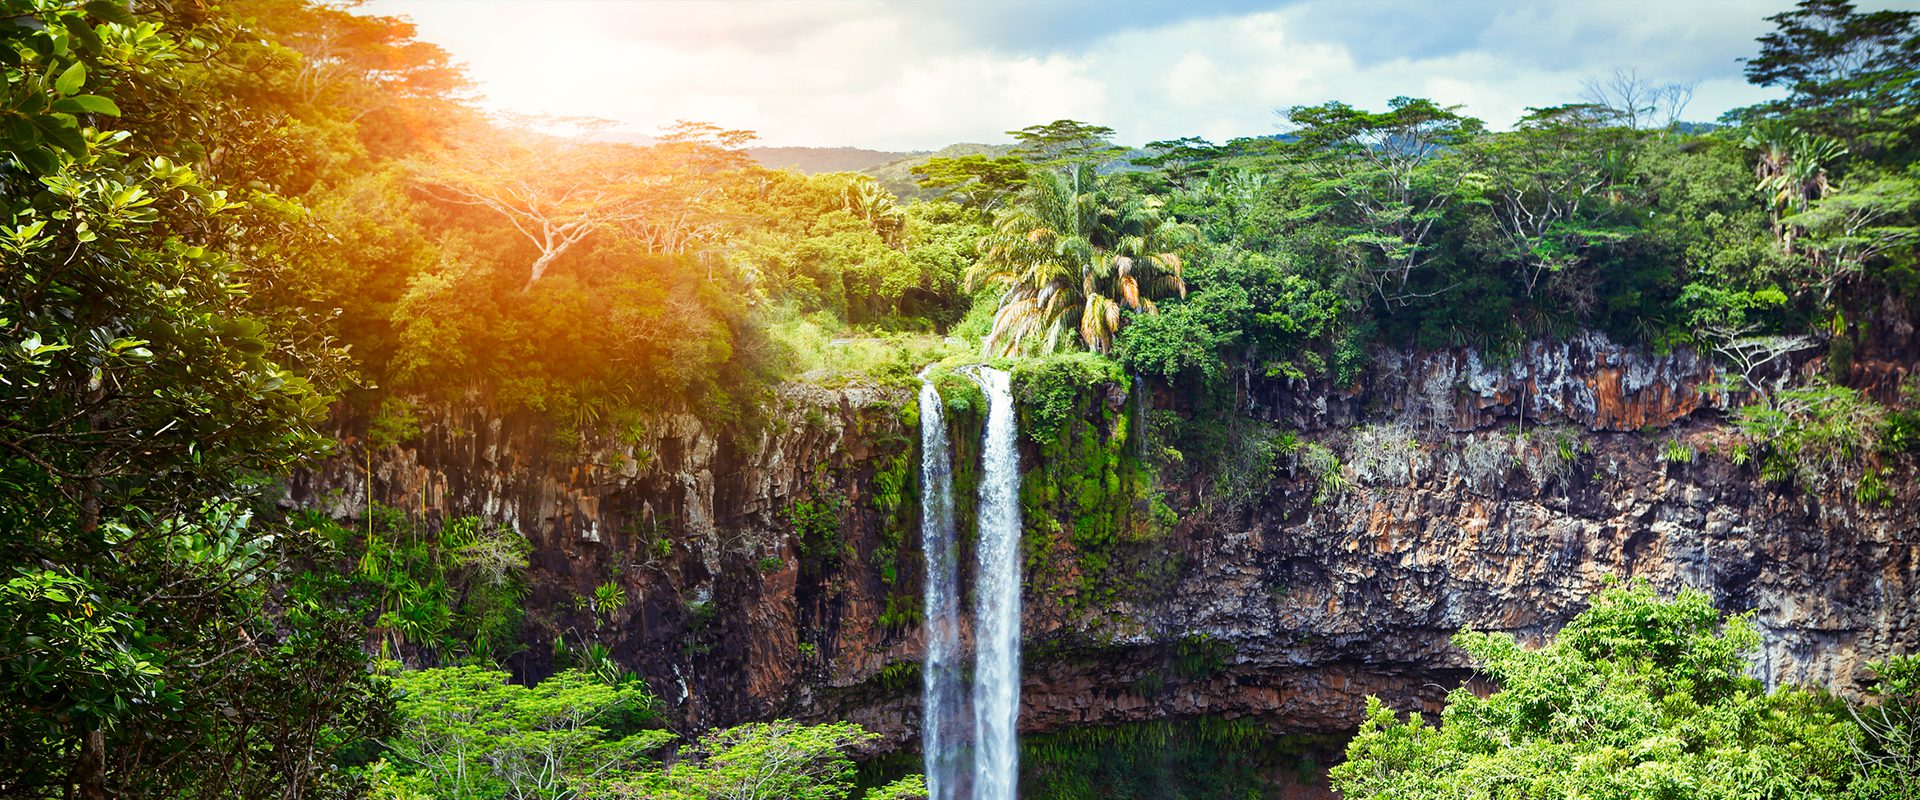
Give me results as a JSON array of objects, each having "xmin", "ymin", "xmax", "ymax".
[{"xmin": 918, "ymin": 367, "xmax": 1022, "ymax": 800}]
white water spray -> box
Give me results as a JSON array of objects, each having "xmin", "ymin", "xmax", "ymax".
[
  {"xmin": 967, "ymin": 366, "xmax": 1022, "ymax": 800},
  {"xmin": 917, "ymin": 375, "xmax": 967, "ymax": 800}
]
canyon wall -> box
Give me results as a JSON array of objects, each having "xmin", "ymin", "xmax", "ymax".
[{"xmin": 286, "ymin": 333, "xmax": 1919, "ymax": 751}]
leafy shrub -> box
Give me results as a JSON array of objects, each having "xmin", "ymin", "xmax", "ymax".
[
  {"xmin": 313, "ymin": 507, "xmax": 530, "ymax": 663},
  {"xmin": 1211, "ymin": 423, "xmax": 1300, "ymax": 516},
  {"xmin": 1296, "ymin": 443, "xmax": 1348, "ymax": 504},
  {"xmin": 1521, "ymin": 426, "xmax": 1582, "ymax": 487},
  {"xmin": 590, "ymin": 581, "xmax": 628, "ymax": 621},
  {"xmin": 877, "ymin": 593, "xmax": 922, "ymax": 630},
  {"xmin": 764, "ymin": 308, "xmax": 967, "ymax": 387},
  {"xmin": 1171, "ymin": 634, "xmax": 1234, "ymax": 680},
  {"xmin": 1661, "ymin": 437, "xmax": 1696, "ymax": 464},
  {"xmin": 1883, "ymin": 407, "xmax": 1920, "ymax": 454},
  {"xmin": 368, "ymin": 396, "xmax": 424, "ymax": 448},
  {"xmin": 1332, "ymin": 580, "xmax": 1860, "ymax": 799},
  {"xmin": 1736, "ymin": 381, "xmax": 1886, "ymax": 498},
  {"xmin": 786, "ymin": 485, "xmax": 847, "ymax": 569},
  {"xmin": 1849, "ymin": 654, "xmax": 1920, "ymax": 797},
  {"xmin": 1012, "ymin": 352, "xmax": 1126, "ymax": 442},
  {"xmin": 377, "ymin": 666, "xmax": 668, "ymax": 799},
  {"xmin": 1115, "ymin": 300, "xmax": 1240, "ymax": 385}
]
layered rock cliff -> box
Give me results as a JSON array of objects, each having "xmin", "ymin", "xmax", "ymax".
[{"xmin": 286, "ymin": 332, "xmax": 1919, "ymax": 752}]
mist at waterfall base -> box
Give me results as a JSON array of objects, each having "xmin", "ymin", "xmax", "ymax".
[{"xmin": 918, "ymin": 368, "xmax": 1023, "ymax": 800}]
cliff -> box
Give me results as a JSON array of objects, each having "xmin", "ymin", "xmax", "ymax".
[{"xmin": 286, "ymin": 333, "xmax": 1919, "ymax": 752}]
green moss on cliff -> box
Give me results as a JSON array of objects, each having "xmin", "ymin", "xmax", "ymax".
[{"xmin": 1010, "ymin": 355, "xmax": 1178, "ymax": 615}]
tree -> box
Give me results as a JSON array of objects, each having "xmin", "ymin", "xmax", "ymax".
[
  {"xmin": 911, "ymin": 153, "xmax": 1031, "ymax": 210},
  {"xmin": 242, "ymin": 0, "xmax": 466, "ymax": 121},
  {"xmin": 1579, "ymin": 67, "xmax": 1698, "ymax": 131},
  {"xmin": 414, "ymin": 132, "xmax": 671, "ymax": 288},
  {"xmin": 1676, "ymin": 283, "xmax": 1816, "ymax": 401},
  {"xmin": 1788, "ymin": 175, "xmax": 1920, "ymax": 302},
  {"xmin": 1734, "ymin": 379, "xmax": 1888, "ymax": 494},
  {"xmin": 1008, "ymin": 119, "xmax": 1126, "ymax": 173},
  {"xmin": 1468, "ymin": 105, "xmax": 1638, "ymax": 304},
  {"xmin": 833, "ymin": 173, "xmax": 907, "ymax": 247},
  {"xmin": 1118, "ymin": 251, "xmax": 1343, "ymax": 385},
  {"xmin": 1850, "ymin": 655, "xmax": 1920, "ymax": 799},
  {"xmin": 1331, "ymin": 581, "xmax": 1859, "ymax": 800},
  {"xmin": 1132, "ymin": 136, "xmax": 1232, "ymax": 189},
  {"xmin": 1, "ymin": 4, "xmax": 387, "ymax": 797},
  {"xmin": 969, "ymin": 167, "xmax": 1197, "ymax": 355},
  {"xmin": 635, "ymin": 721, "xmax": 877, "ymax": 800},
  {"xmin": 1283, "ymin": 97, "xmax": 1484, "ymax": 308},
  {"xmin": 380, "ymin": 667, "xmax": 670, "ymax": 800},
  {"xmin": 1741, "ymin": 0, "xmax": 1920, "ymax": 153},
  {"xmin": 1743, "ymin": 120, "xmax": 1850, "ymax": 252}
]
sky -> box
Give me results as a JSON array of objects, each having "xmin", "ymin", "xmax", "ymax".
[{"xmin": 363, "ymin": 0, "xmax": 1800, "ymax": 151}]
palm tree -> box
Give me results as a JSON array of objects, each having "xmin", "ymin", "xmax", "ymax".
[
  {"xmin": 1743, "ymin": 121, "xmax": 1848, "ymax": 252},
  {"xmin": 968, "ymin": 166, "xmax": 1196, "ymax": 355},
  {"xmin": 838, "ymin": 174, "xmax": 906, "ymax": 246}
]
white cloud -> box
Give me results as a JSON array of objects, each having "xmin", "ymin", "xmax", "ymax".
[{"xmin": 367, "ymin": 0, "xmax": 1794, "ymax": 150}]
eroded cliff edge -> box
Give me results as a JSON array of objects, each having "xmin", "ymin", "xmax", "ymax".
[{"xmin": 286, "ymin": 333, "xmax": 1919, "ymax": 750}]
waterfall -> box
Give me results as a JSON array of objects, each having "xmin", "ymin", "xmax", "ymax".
[
  {"xmin": 918, "ymin": 365, "xmax": 1023, "ymax": 799},
  {"xmin": 917, "ymin": 376, "xmax": 966, "ymax": 800},
  {"xmin": 967, "ymin": 366, "xmax": 1022, "ymax": 800}
]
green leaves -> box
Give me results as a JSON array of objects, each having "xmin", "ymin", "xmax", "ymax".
[
  {"xmin": 376, "ymin": 666, "xmax": 900, "ymax": 800},
  {"xmin": 18, "ymin": 332, "xmax": 70, "ymax": 357},
  {"xmin": 50, "ymin": 94, "xmax": 118, "ymax": 116},
  {"xmin": 54, "ymin": 61, "xmax": 85, "ymax": 95},
  {"xmin": 1330, "ymin": 581, "xmax": 1861, "ymax": 800},
  {"xmin": 83, "ymin": 1, "xmax": 139, "ymax": 27},
  {"xmin": 971, "ymin": 166, "xmax": 1196, "ymax": 355}
]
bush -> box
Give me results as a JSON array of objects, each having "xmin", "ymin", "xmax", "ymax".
[
  {"xmin": 368, "ymin": 396, "xmax": 424, "ymax": 448},
  {"xmin": 313, "ymin": 508, "xmax": 530, "ymax": 663},
  {"xmin": 787, "ymin": 484, "xmax": 847, "ymax": 569},
  {"xmin": 1518, "ymin": 426, "xmax": 1582, "ymax": 488},
  {"xmin": 1332, "ymin": 580, "xmax": 1860, "ymax": 799},
  {"xmin": 1210, "ymin": 423, "xmax": 1300, "ymax": 516},
  {"xmin": 1736, "ymin": 381, "xmax": 1887, "ymax": 498},
  {"xmin": 1295, "ymin": 443, "xmax": 1348, "ymax": 504},
  {"xmin": 1012, "ymin": 352, "xmax": 1126, "ymax": 443}
]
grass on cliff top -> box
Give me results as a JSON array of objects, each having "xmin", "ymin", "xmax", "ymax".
[{"xmin": 766, "ymin": 308, "xmax": 972, "ymax": 388}]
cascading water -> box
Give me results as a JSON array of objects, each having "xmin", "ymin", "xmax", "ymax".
[
  {"xmin": 917, "ymin": 375, "xmax": 967, "ymax": 800},
  {"xmin": 967, "ymin": 366, "xmax": 1022, "ymax": 800}
]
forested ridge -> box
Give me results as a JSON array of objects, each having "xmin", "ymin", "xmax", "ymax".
[{"xmin": 1, "ymin": 0, "xmax": 1917, "ymax": 798}]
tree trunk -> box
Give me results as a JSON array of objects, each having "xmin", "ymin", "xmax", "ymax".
[{"xmin": 73, "ymin": 728, "xmax": 106, "ymax": 800}]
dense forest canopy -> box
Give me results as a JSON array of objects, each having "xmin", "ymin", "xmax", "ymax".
[{"xmin": 0, "ymin": 0, "xmax": 1916, "ymax": 797}]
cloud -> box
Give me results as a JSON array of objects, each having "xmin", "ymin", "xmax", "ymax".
[{"xmin": 366, "ymin": 0, "xmax": 1793, "ymax": 150}]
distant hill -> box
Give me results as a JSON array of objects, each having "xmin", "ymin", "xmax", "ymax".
[
  {"xmin": 749, "ymin": 146, "xmax": 919, "ymax": 175},
  {"xmin": 865, "ymin": 142, "xmax": 1018, "ymax": 201}
]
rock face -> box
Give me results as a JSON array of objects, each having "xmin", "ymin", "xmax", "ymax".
[
  {"xmin": 1246, "ymin": 331, "xmax": 1728, "ymax": 432},
  {"xmin": 287, "ymin": 333, "xmax": 1919, "ymax": 751}
]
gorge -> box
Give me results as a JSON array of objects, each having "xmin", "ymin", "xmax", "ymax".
[
  {"xmin": 287, "ymin": 330, "xmax": 1920, "ymax": 790},
  {"xmin": 9, "ymin": 1, "xmax": 1919, "ymax": 795}
]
